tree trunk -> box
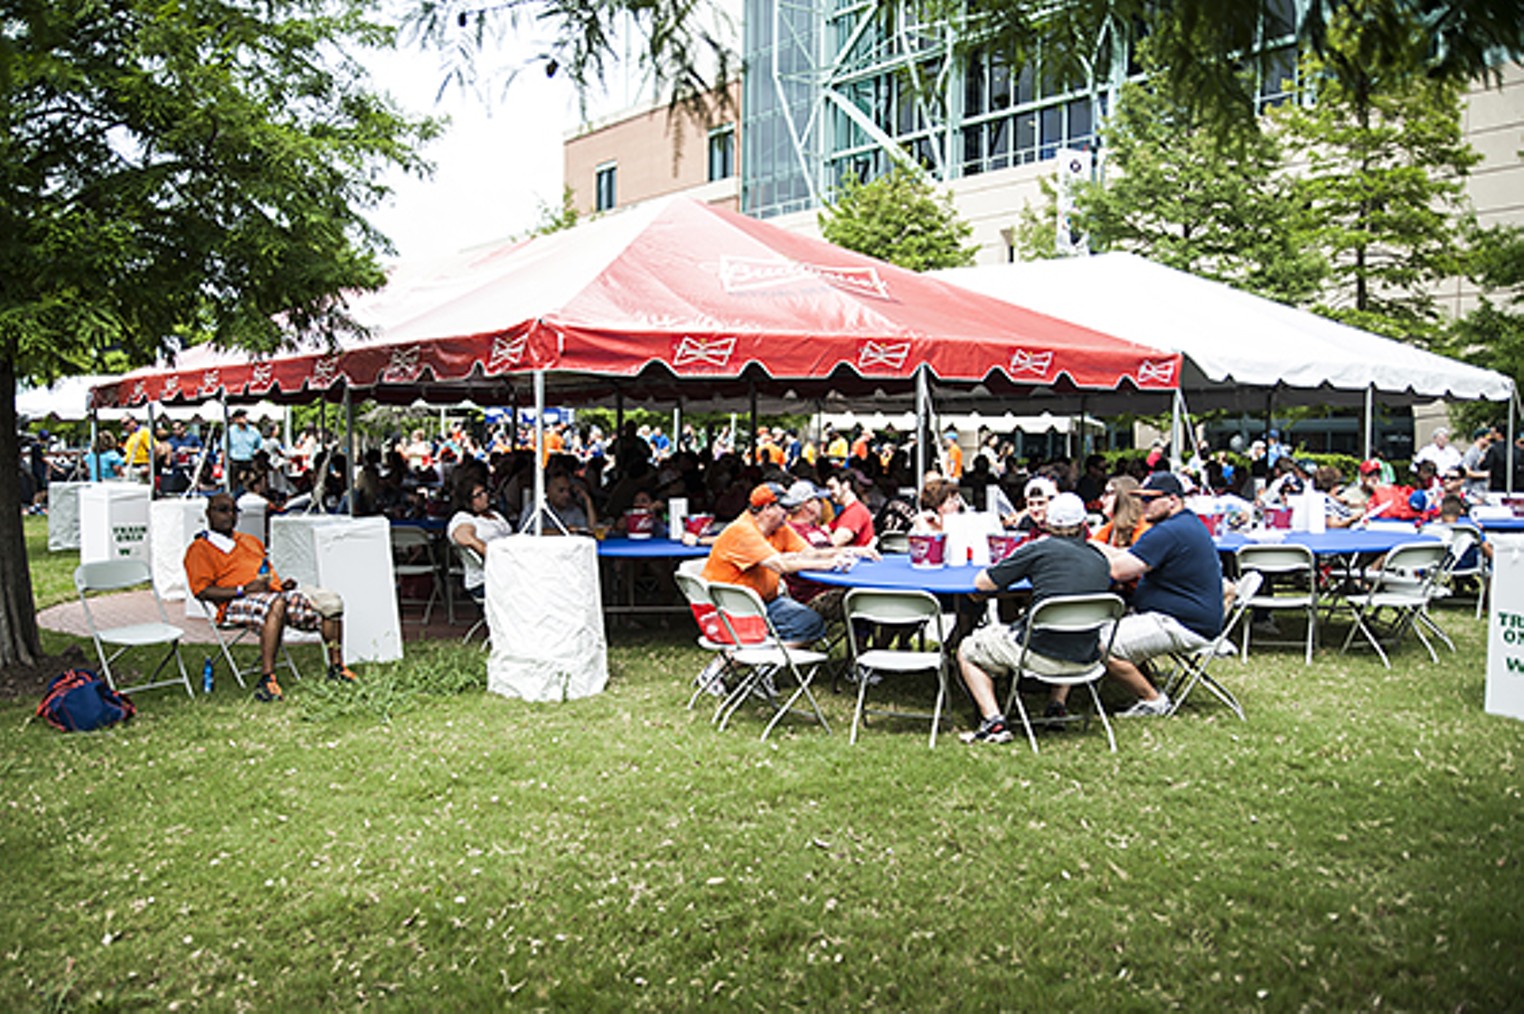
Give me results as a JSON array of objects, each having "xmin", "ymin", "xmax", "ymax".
[{"xmin": 0, "ymin": 355, "xmax": 42, "ymax": 669}]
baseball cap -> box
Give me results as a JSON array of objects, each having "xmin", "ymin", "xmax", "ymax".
[
  {"xmin": 1474, "ymin": 426, "xmax": 1491, "ymax": 439},
  {"xmin": 1295, "ymin": 458, "xmax": 1317, "ymax": 474},
  {"xmin": 1024, "ymin": 476, "xmax": 1058, "ymax": 500},
  {"xmin": 779, "ymin": 480, "xmax": 826, "ymax": 509},
  {"xmin": 1138, "ymin": 472, "xmax": 1185, "ymax": 498},
  {"xmin": 1358, "ymin": 459, "xmax": 1382, "ymax": 475},
  {"xmin": 1046, "ymin": 492, "xmax": 1087, "ymax": 529},
  {"xmin": 749, "ymin": 482, "xmax": 786, "ymax": 509}
]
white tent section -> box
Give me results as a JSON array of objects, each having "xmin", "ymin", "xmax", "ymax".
[
  {"xmin": 16, "ymin": 375, "xmax": 287, "ymax": 423},
  {"xmin": 934, "ymin": 252, "xmax": 1514, "ymax": 409}
]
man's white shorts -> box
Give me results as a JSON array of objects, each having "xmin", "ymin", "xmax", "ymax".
[{"xmin": 1105, "ymin": 612, "xmax": 1209, "ymax": 663}]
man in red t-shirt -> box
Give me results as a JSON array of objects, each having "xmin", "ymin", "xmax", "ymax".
[
  {"xmin": 825, "ymin": 469, "xmax": 876, "ymax": 548},
  {"xmin": 703, "ymin": 482, "xmax": 859, "ymax": 643}
]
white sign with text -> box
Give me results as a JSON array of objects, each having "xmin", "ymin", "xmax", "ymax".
[{"xmin": 1485, "ymin": 534, "xmax": 1524, "ymax": 721}]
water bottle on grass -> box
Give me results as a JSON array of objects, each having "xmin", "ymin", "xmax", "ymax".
[{"xmin": 202, "ymin": 657, "xmax": 214, "ymax": 694}]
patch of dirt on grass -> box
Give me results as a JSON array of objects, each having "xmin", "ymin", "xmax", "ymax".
[{"xmin": 0, "ymin": 644, "xmax": 88, "ymax": 701}]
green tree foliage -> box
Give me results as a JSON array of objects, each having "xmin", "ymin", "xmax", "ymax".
[
  {"xmin": 954, "ymin": 0, "xmax": 1523, "ymax": 128},
  {"xmin": 0, "ymin": 0, "xmax": 436, "ymax": 665},
  {"xmin": 1271, "ymin": 0, "xmax": 1482, "ymax": 344},
  {"xmin": 1068, "ymin": 49, "xmax": 1325, "ymax": 303},
  {"xmin": 1441, "ymin": 222, "xmax": 1524, "ymax": 431},
  {"xmin": 819, "ymin": 167, "xmax": 978, "ymax": 272},
  {"xmin": 524, "ymin": 186, "xmax": 582, "ymax": 239}
]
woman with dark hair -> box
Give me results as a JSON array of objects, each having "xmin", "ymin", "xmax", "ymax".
[
  {"xmin": 912, "ymin": 477, "xmax": 964, "ymax": 533},
  {"xmin": 447, "ymin": 473, "xmax": 514, "ymax": 595}
]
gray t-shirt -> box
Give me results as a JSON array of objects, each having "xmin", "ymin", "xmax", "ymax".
[{"xmin": 986, "ymin": 535, "xmax": 1113, "ymax": 662}]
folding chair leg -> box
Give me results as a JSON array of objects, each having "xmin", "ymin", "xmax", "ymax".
[
  {"xmin": 849, "ymin": 665, "xmax": 872, "ymax": 744},
  {"xmin": 928, "ymin": 665, "xmax": 947, "ymax": 750},
  {"xmin": 1341, "ymin": 609, "xmax": 1391, "ymax": 669},
  {"xmin": 1086, "ymin": 683, "xmax": 1117, "ymax": 752},
  {"xmin": 761, "ymin": 664, "xmax": 829, "ymax": 741},
  {"xmin": 1007, "ymin": 691, "xmax": 1039, "ymax": 754}
]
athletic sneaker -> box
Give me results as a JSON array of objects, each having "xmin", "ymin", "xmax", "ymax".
[
  {"xmin": 1118, "ymin": 693, "xmax": 1171, "ymax": 718},
  {"xmin": 959, "ymin": 714, "xmax": 1014, "ymax": 744},
  {"xmin": 694, "ymin": 656, "xmax": 727, "ymax": 697},
  {"xmin": 327, "ymin": 663, "xmax": 358, "ymax": 683},
  {"xmin": 254, "ymin": 675, "xmax": 284, "ymax": 703}
]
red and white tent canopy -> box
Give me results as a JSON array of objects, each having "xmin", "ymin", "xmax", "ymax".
[{"xmin": 89, "ymin": 198, "xmax": 1179, "ymax": 409}]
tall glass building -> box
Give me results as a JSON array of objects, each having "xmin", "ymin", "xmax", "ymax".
[{"xmin": 742, "ymin": 0, "xmax": 1299, "ymax": 221}]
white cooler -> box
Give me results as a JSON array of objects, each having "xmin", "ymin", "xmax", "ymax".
[
  {"xmin": 147, "ymin": 497, "xmax": 212, "ymax": 605},
  {"xmin": 486, "ymin": 535, "xmax": 607, "ymax": 702},
  {"xmin": 78, "ymin": 483, "xmax": 151, "ymax": 565}
]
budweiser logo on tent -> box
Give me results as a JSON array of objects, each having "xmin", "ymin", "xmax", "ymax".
[
  {"xmin": 197, "ymin": 370, "xmax": 221, "ymax": 397},
  {"xmin": 312, "ymin": 354, "xmax": 344, "ymax": 387},
  {"xmin": 1009, "ymin": 349, "xmax": 1054, "ymax": 377},
  {"xmin": 488, "ymin": 334, "xmax": 528, "ymax": 372},
  {"xmin": 672, "ymin": 335, "xmax": 736, "ymax": 368},
  {"xmin": 250, "ymin": 362, "xmax": 275, "ymax": 389},
  {"xmin": 859, "ymin": 340, "xmax": 911, "ymax": 371},
  {"xmin": 1137, "ymin": 359, "xmax": 1176, "ymax": 384},
  {"xmin": 131, "ymin": 380, "xmax": 148, "ymax": 404},
  {"xmin": 162, "ymin": 375, "xmax": 179, "ymax": 398},
  {"xmin": 381, "ymin": 345, "xmax": 422, "ymax": 383},
  {"xmin": 718, "ymin": 256, "xmax": 890, "ymax": 300}
]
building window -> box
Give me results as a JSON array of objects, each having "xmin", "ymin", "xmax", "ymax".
[
  {"xmin": 708, "ymin": 126, "xmax": 735, "ymax": 180},
  {"xmin": 595, "ymin": 162, "xmax": 617, "ymax": 212}
]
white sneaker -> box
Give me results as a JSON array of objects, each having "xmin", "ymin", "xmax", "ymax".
[
  {"xmin": 1118, "ymin": 693, "xmax": 1172, "ymax": 718},
  {"xmin": 694, "ymin": 657, "xmax": 727, "ymax": 696}
]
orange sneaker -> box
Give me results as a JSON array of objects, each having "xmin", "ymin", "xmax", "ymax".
[
  {"xmin": 326, "ymin": 663, "xmax": 358, "ymax": 684},
  {"xmin": 254, "ymin": 675, "xmax": 284, "ymax": 702}
]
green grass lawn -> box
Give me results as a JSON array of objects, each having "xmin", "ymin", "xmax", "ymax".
[{"xmin": 4, "ymin": 517, "xmax": 1521, "ymax": 1009}]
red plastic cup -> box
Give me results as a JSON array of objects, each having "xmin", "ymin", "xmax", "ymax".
[
  {"xmin": 683, "ymin": 513, "xmax": 714, "ymax": 537},
  {"xmin": 624, "ymin": 508, "xmax": 655, "ymax": 539},
  {"xmin": 987, "ymin": 533, "xmax": 1021, "ymax": 563},
  {"xmin": 1199, "ymin": 512, "xmax": 1222, "ymax": 536},
  {"xmin": 908, "ymin": 532, "xmax": 947, "ymax": 568},
  {"xmin": 1265, "ymin": 507, "xmax": 1292, "ymax": 530}
]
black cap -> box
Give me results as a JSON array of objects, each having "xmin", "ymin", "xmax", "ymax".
[{"xmin": 1139, "ymin": 472, "xmax": 1185, "ymax": 497}]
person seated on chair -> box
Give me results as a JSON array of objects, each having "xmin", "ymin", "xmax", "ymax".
[
  {"xmin": 957, "ymin": 493, "xmax": 1113, "ymax": 744},
  {"xmin": 184, "ymin": 492, "xmax": 355, "ymax": 703},
  {"xmin": 1088, "ymin": 472, "xmax": 1224, "ymax": 718},
  {"xmin": 447, "ymin": 476, "xmax": 515, "ymax": 597},
  {"xmin": 783, "ymin": 479, "xmax": 879, "ymax": 624},
  {"xmin": 702, "ymin": 482, "xmax": 862, "ymax": 645},
  {"xmin": 519, "ymin": 468, "xmax": 597, "ymax": 534}
]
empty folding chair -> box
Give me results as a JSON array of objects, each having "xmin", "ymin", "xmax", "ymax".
[
  {"xmin": 706, "ymin": 582, "xmax": 831, "ymax": 740},
  {"xmin": 842, "ymin": 588, "xmax": 949, "ymax": 746},
  {"xmin": 1236, "ymin": 543, "xmax": 1318, "ymax": 665},
  {"xmin": 1433, "ymin": 521, "xmax": 1489, "ymax": 620},
  {"xmin": 390, "ymin": 526, "xmax": 441, "ymax": 624},
  {"xmin": 1001, "ymin": 593, "xmax": 1125, "ymax": 753},
  {"xmin": 1161, "ymin": 570, "xmax": 1259, "ymax": 720},
  {"xmin": 74, "ymin": 559, "xmax": 194, "ymax": 698},
  {"xmin": 673, "ymin": 568, "xmax": 737, "ymax": 708},
  {"xmin": 1341, "ymin": 541, "xmax": 1451, "ymax": 668}
]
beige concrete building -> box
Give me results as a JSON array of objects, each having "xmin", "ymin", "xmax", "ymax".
[{"xmin": 563, "ymin": 82, "xmax": 742, "ymax": 216}]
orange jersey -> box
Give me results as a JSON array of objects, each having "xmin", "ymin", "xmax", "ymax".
[
  {"xmin": 183, "ymin": 530, "xmax": 283, "ymax": 622},
  {"xmin": 702, "ymin": 512, "xmax": 809, "ymax": 602}
]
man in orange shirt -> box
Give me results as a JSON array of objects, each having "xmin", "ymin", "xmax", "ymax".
[
  {"xmin": 702, "ymin": 482, "xmax": 860, "ymax": 643},
  {"xmin": 184, "ymin": 492, "xmax": 356, "ymax": 702},
  {"xmin": 943, "ymin": 427, "xmax": 964, "ymax": 479}
]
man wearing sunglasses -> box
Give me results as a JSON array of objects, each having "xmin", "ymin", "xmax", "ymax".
[
  {"xmin": 185, "ymin": 492, "xmax": 356, "ymax": 702},
  {"xmin": 1088, "ymin": 472, "xmax": 1223, "ymax": 717}
]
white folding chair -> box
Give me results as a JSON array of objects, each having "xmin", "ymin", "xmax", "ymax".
[
  {"xmin": 1001, "ymin": 593, "xmax": 1125, "ymax": 753},
  {"xmin": 673, "ymin": 569, "xmax": 739, "ymax": 708},
  {"xmin": 1161, "ymin": 571, "xmax": 1259, "ymax": 720},
  {"xmin": 74, "ymin": 559, "xmax": 194, "ymax": 698},
  {"xmin": 1341, "ymin": 541, "xmax": 1452, "ymax": 668},
  {"xmin": 706, "ymin": 582, "xmax": 831, "ymax": 740},
  {"xmin": 193, "ymin": 595, "xmax": 306, "ymax": 689},
  {"xmin": 842, "ymin": 588, "xmax": 949, "ymax": 746},
  {"xmin": 877, "ymin": 531, "xmax": 911, "ymax": 554},
  {"xmin": 390, "ymin": 526, "xmax": 441, "ymax": 624},
  {"xmin": 454, "ymin": 544, "xmax": 489, "ymax": 647},
  {"xmin": 1236, "ymin": 543, "xmax": 1318, "ymax": 665},
  {"xmin": 1432, "ymin": 521, "xmax": 1489, "ymax": 620}
]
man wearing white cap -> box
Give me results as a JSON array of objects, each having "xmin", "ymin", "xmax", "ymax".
[{"xmin": 957, "ymin": 492, "xmax": 1111, "ymax": 744}]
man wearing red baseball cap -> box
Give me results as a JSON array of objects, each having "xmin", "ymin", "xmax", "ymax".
[{"xmin": 702, "ymin": 482, "xmax": 861, "ymax": 643}]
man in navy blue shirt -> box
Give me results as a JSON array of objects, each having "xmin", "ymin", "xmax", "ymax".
[{"xmin": 1092, "ymin": 472, "xmax": 1223, "ymax": 717}]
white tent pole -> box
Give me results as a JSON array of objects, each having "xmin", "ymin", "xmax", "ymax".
[
  {"xmin": 748, "ymin": 382, "xmax": 758, "ymax": 467},
  {"xmin": 344, "ymin": 386, "xmax": 356, "ymax": 517},
  {"xmin": 146, "ymin": 402, "xmax": 156, "ymax": 495},
  {"xmin": 1170, "ymin": 390, "xmax": 1184, "ymax": 471},
  {"xmin": 533, "ymin": 370, "xmax": 546, "ymax": 537},
  {"xmin": 672, "ymin": 405, "xmax": 680, "ymax": 456},
  {"xmin": 1363, "ymin": 385, "xmax": 1374, "ymax": 461},
  {"xmin": 88, "ymin": 410, "xmax": 98, "ymax": 481},
  {"xmin": 1510, "ymin": 391, "xmax": 1518, "ymax": 497},
  {"xmin": 222, "ymin": 400, "xmax": 232, "ymax": 493},
  {"xmin": 915, "ymin": 367, "xmax": 929, "ymax": 483}
]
